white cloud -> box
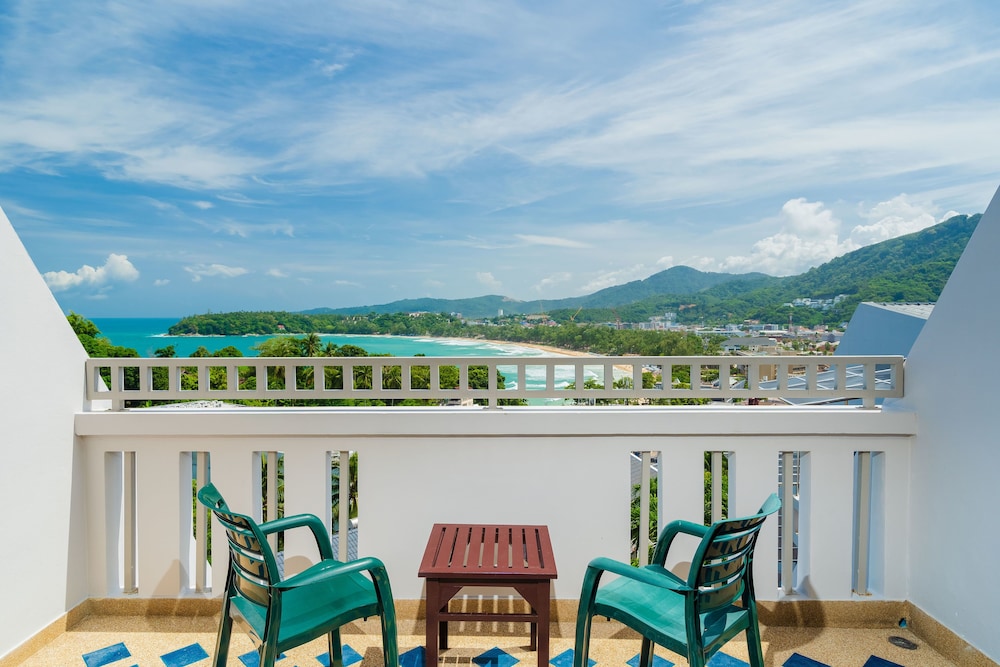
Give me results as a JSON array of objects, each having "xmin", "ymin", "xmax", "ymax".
[
  {"xmin": 266, "ymin": 268, "xmax": 288, "ymax": 278},
  {"xmin": 516, "ymin": 234, "xmax": 590, "ymax": 249},
  {"xmin": 719, "ymin": 199, "xmax": 850, "ymax": 276},
  {"xmin": 43, "ymin": 253, "xmax": 139, "ymax": 292},
  {"xmin": 184, "ymin": 264, "xmax": 249, "ymax": 282},
  {"xmin": 717, "ymin": 195, "xmax": 946, "ymax": 276},
  {"xmin": 847, "ymin": 194, "xmax": 938, "ymax": 246},
  {"xmin": 154, "ymin": 278, "xmax": 170, "ymax": 286},
  {"xmin": 579, "ymin": 264, "xmax": 656, "ymax": 293},
  {"xmin": 221, "ymin": 220, "xmax": 295, "ymax": 238},
  {"xmin": 476, "ymin": 272, "xmax": 502, "ymax": 290},
  {"xmin": 192, "ymin": 201, "xmax": 214, "ymax": 210},
  {"xmin": 532, "ymin": 272, "xmax": 572, "ymax": 293}
]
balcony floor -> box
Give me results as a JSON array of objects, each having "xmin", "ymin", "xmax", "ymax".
[{"xmin": 12, "ymin": 614, "xmax": 954, "ymax": 667}]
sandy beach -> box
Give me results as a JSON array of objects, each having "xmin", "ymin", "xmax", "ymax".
[{"xmin": 473, "ymin": 337, "xmax": 638, "ymax": 373}]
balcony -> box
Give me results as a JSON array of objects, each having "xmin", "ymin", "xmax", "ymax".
[
  {"xmin": 3, "ymin": 356, "xmax": 985, "ymax": 667},
  {"xmin": 4, "ymin": 193, "xmax": 1000, "ymax": 667}
]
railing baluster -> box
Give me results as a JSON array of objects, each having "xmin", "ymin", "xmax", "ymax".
[
  {"xmin": 123, "ymin": 451, "xmax": 137, "ymax": 594},
  {"xmin": 84, "ymin": 355, "xmax": 905, "ymax": 409},
  {"xmin": 711, "ymin": 451, "xmax": 723, "ymax": 523},
  {"xmin": 854, "ymin": 451, "xmax": 872, "ymax": 595},
  {"xmin": 780, "ymin": 451, "xmax": 796, "ymax": 595},
  {"xmin": 194, "ymin": 451, "xmax": 209, "ymax": 592},
  {"xmin": 337, "ymin": 450, "xmax": 351, "ymax": 562},
  {"xmin": 638, "ymin": 451, "xmax": 652, "ymax": 566}
]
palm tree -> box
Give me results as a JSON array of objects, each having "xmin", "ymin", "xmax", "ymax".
[{"xmin": 302, "ymin": 333, "xmax": 322, "ymax": 357}]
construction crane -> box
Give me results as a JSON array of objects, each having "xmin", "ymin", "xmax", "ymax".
[{"xmin": 570, "ymin": 306, "xmax": 583, "ymax": 322}]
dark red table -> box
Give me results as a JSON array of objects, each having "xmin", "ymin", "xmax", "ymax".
[{"xmin": 418, "ymin": 523, "xmax": 558, "ymax": 667}]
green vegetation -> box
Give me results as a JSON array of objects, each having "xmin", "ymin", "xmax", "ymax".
[
  {"xmin": 72, "ymin": 314, "xmax": 519, "ymax": 408},
  {"xmin": 555, "ymin": 213, "xmax": 979, "ymax": 327},
  {"xmin": 167, "ymin": 213, "xmax": 977, "ymax": 338},
  {"xmin": 69, "ymin": 311, "xmax": 140, "ymax": 358}
]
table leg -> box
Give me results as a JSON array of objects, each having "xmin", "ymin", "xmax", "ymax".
[
  {"xmin": 536, "ymin": 584, "xmax": 550, "ymax": 667},
  {"xmin": 514, "ymin": 581, "xmax": 551, "ymax": 667},
  {"xmin": 425, "ymin": 580, "xmax": 440, "ymax": 666}
]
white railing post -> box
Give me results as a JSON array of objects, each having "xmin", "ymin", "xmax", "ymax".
[
  {"xmin": 711, "ymin": 451, "xmax": 724, "ymax": 523},
  {"xmin": 638, "ymin": 450, "xmax": 652, "ymax": 566},
  {"xmin": 84, "ymin": 355, "xmax": 905, "ymax": 408},
  {"xmin": 194, "ymin": 451, "xmax": 209, "ymax": 592},
  {"xmin": 780, "ymin": 451, "xmax": 796, "ymax": 595},
  {"xmin": 854, "ymin": 451, "xmax": 872, "ymax": 595},
  {"xmin": 123, "ymin": 451, "xmax": 137, "ymax": 594},
  {"xmin": 337, "ymin": 450, "xmax": 351, "ymax": 562}
]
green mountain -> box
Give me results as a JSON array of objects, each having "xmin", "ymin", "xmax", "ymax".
[
  {"xmin": 186, "ymin": 212, "xmax": 977, "ymax": 332},
  {"xmin": 304, "ymin": 266, "xmax": 772, "ymax": 319},
  {"xmin": 604, "ymin": 213, "xmax": 979, "ymax": 326}
]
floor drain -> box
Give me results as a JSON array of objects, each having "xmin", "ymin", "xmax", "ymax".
[{"xmin": 888, "ymin": 635, "xmax": 919, "ymax": 650}]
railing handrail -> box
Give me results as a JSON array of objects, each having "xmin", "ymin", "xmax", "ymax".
[{"xmin": 85, "ymin": 354, "xmax": 904, "ymax": 410}]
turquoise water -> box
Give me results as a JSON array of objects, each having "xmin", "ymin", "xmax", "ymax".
[
  {"xmin": 92, "ymin": 317, "xmax": 551, "ymax": 359},
  {"xmin": 91, "ymin": 317, "xmax": 594, "ymax": 394}
]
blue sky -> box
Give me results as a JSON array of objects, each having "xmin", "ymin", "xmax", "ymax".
[{"xmin": 1, "ymin": 1, "xmax": 999, "ymax": 318}]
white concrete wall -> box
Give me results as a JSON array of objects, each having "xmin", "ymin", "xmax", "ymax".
[
  {"xmin": 75, "ymin": 407, "xmax": 916, "ymax": 602},
  {"xmin": 885, "ymin": 184, "xmax": 1000, "ymax": 661},
  {"xmin": 0, "ymin": 207, "xmax": 90, "ymax": 659}
]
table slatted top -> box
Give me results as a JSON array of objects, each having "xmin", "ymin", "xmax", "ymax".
[{"xmin": 418, "ymin": 523, "xmax": 557, "ymax": 580}]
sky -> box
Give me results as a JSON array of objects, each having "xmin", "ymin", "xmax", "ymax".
[{"xmin": 1, "ymin": 1, "xmax": 999, "ymax": 318}]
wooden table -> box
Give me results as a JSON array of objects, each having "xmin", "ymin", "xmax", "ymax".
[{"xmin": 418, "ymin": 523, "xmax": 558, "ymax": 667}]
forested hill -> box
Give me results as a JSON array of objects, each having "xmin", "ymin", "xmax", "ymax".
[
  {"xmin": 583, "ymin": 213, "xmax": 979, "ymax": 326},
  {"xmin": 302, "ymin": 266, "xmax": 771, "ymax": 319},
  {"xmin": 170, "ymin": 212, "xmax": 978, "ymax": 333}
]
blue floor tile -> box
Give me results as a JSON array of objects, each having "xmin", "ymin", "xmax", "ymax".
[
  {"xmin": 473, "ymin": 647, "xmax": 520, "ymax": 667},
  {"xmin": 551, "ymin": 648, "xmax": 595, "ymax": 667},
  {"xmin": 708, "ymin": 653, "xmax": 748, "ymax": 667},
  {"xmin": 627, "ymin": 653, "xmax": 675, "ymax": 667},
  {"xmin": 83, "ymin": 642, "xmax": 131, "ymax": 667},
  {"xmin": 161, "ymin": 642, "xmax": 209, "ymax": 667},
  {"xmin": 239, "ymin": 649, "xmax": 286, "ymax": 667},
  {"xmin": 400, "ymin": 646, "xmax": 425, "ymax": 667},
  {"xmin": 863, "ymin": 657, "xmax": 904, "ymax": 667},
  {"xmin": 315, "ymin": 644, "xmax": 363, "ymax": 666},
  {"xmin": 783, "ymin": 654, "xmax": 830, "ymax": 667}
]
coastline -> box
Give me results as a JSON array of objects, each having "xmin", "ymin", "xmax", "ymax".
[
  {"xmin": 471, "ymin": 338, "xmax": 595, "ymax": 358},
  {"xmin": 470, "ymin": 337, "xmax": 637, "ymax": 374}
]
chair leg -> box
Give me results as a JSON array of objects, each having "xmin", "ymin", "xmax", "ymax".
[
  {"xmin": 639, "ymin": 638, "xmax": 654, "ymax": 667},
  {"xmin": 745, "ymin": 624, "xmax": 765, "ymax": 667},
  {"xmin": 213, "ymin": 603, "xmax": 233, "ymax": 667},
  {"xmin": 260, "ymin": 641, "xmax": 280, "ymax": 667},
  {"xmin": 379, "ymin": 607, "xmax": 400, "ymax": 667},
  {"xmin": 329, "ymin": 628, "xmax": 344, "ymax": 667},
  {"xmin": 572, "ymin": 610, "xmax": 594, "ymax": 667}
]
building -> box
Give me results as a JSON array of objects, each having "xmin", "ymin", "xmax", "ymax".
[{"xmin": 2, "ymin": 185, "xmax": 1000, "ymax": 665}]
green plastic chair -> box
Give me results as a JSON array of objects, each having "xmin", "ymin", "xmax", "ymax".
[
  {"xmin": 574, "ymin": 494, "xmax": 780, "ymax": 667},
  {"xmin": 198, "ymin": 483, "xmax": 399, "ymax": 667}
]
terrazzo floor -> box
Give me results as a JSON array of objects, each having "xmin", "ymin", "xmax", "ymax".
[{"xmin": 10, "ymin": 615, "xmax": 955, "ymax": 667}]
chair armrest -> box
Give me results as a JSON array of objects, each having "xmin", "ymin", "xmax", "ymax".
[
  {"xmin": 260, "ymin": 513, "xmax": 335, "ymax": 560},
  {"xmin": 273, "ymin": 556, "xmax": 388, "ymax": 591},
  {"xmin": 650, "ymin": 519, "xmax": 709, "ymax": 566},
  {"xmin": 586, "ymin": 557, "xmax": 692, "ymax": 592}
]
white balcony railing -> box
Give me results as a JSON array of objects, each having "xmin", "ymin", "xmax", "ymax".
[
  {"xmin": 85, "ymin": 354, "xmax": 904, "ymax": 410},
  {"xmin": 75, "ymin": 360, "xmax": 916, "ymax": 605}
]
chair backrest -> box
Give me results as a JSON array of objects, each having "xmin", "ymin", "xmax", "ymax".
[
  {"xmin": 688, "ymin": 494, "xmax": 780, "ymax": 612},
  {"xmin": 197, "ymin": 483, "xmax": 279, "ymax": 608}
]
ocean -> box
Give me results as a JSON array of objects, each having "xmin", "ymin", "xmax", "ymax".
[
  {"xmin": 91, "ymin": 317, "xmax": 589, "ymax": 394},
  {"xmin": 91, "ymin": 317, "xmax": 556, "ymax": 359}
]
